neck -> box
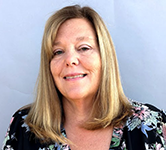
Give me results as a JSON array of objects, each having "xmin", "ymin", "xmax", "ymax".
[{"xmin": 62, "ymin": 97, "xmax": 93, "ymax": 128}]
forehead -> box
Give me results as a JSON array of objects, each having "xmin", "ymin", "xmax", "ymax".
[{"xmin": 55, "ymin": 18, "xmax": 96, "ymax": 41}]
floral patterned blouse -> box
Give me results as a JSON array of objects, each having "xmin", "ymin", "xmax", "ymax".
[{"xmin": 2, "ymin": 100, "xmax": 166, "ymax": 150}]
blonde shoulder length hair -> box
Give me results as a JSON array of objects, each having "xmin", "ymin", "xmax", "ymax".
[{"xmin": 25, "ymin": 5, "xmax": 132, "ymax": 144}]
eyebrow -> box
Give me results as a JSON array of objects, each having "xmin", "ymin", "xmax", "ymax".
[
  {"xmin": 53, "ymin": 41, "xmax": 60, "ymax": 46},
  {"xmin": 53, "ymin": 36, "xmax": 95, "ymax": 46},
  {"xmin": 76, "ymin": 36, "xmax": 94, "ymax": 41}
]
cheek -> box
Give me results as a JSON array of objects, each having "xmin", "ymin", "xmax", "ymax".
[
  {"xmin": 50, "ymin": 60, "xmax": 60, "ymax": 79},
  {"xmin": 88, "ymin": 55, "xmax": 101, "ymax": 73},
  {"xmin": 50, "ymin": 61, "xmax": 61, "ymax": 90},
  {"xmin": 92, "ymin": 56, "xmax": 102, "ymax": 80},
  {"xmin": 50, "ymin": 61, "xmax": 55, "ymax": 75}
]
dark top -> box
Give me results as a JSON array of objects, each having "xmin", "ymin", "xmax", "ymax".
[{"xmin": 2, "ymin": 100, "xmax": 166, "ymax": 150}]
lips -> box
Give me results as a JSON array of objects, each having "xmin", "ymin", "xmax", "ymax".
[{"xmin": 64, "ymin": 74, "xmax": 87, "ymax": 79}]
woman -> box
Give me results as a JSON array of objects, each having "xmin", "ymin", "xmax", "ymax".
[{"xmin": 2, "ymin": 5, "xmax": 166, "ymax": 150}]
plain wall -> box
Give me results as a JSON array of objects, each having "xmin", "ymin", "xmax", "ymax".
[{"xmin": 1, "ymin": 0, "xmax": 166, "ymax": 146}]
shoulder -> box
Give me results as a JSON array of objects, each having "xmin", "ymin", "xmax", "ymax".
[
  {"xmin": 2, "ymin": 105, "xmax": 31, "ymax": 149},
  {"xmin": 10, "ymin": 105, "xmax": 31, "ymax": 130},
  {"xmin": 129, "ymin": 99, "xmax": 166, "ymax": 124},
  {"xmin": 125, "ymin": 99, "xmax": 166, "ymax": 148},
  {"xmin": 127, "ymin": 99, "xmax": 166, "ymax": 129},
  {"xmin": 3, "ymin": 106, "xmax": 68, "ymax": 149},
  {"xmin": 13, "ymin": 105, "xmax": 30, "ymax": 118},
  {"xmin": 8, "ymin": 105, "xmax": 31, "ymax": 131}
]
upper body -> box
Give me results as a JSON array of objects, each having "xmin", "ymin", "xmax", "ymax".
[
  {"xmin": 2, "ymin": 100, "xmax": 166, "ymax": 150},
  {"xmin": 2, "ymin": 5, "xmax": 166, "ymax": 150}
]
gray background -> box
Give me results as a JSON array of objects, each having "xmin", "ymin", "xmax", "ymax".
[{"xmin": 1, "ymin": 0, "xmax": 166, "ymax": 146}]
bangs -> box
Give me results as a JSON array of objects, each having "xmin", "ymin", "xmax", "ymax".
[{"xmin": 42, "ymin": 22, "xmax": 61, "ymax": 62}]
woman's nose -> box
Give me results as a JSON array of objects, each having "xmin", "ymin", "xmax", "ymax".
[{"xmin": 65, "ymin": 50, "xmax": 79, "ymax": 67}]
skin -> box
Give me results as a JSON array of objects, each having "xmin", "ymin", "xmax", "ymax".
[
  {"xmin": 50, "ymin": 18, "xmax": 101, "ymax": 120},
  {"xmin": 50, "ymin": 18, "xmax": 113, "ymax": 149}
]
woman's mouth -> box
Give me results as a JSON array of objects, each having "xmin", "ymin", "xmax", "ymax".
[{"xmin": 64, "ymin": 74, "xmax": 87, "ymax": 79}]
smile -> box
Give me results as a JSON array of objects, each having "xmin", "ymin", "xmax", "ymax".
[{"xmin": 64, "ymin": 74, "xmax": 87, "ymax": 79}]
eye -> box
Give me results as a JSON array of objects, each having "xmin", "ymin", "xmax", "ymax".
[
  {"xmin": 78, "ymin": 45, "xmax": 91, "ymax": 52},
  {"xmin": 53, "ymin": 49, "xmax": 64, "ymax": 56}
]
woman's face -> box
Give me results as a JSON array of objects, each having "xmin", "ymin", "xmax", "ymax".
[{"xmin": 50, "ymin": 18, "xmax": 101, "ymax": 102}]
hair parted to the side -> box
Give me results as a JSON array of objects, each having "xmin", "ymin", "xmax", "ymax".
[{"xmin": 25, "ymin": 5, "xmax": 132, "ymax": 144}]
